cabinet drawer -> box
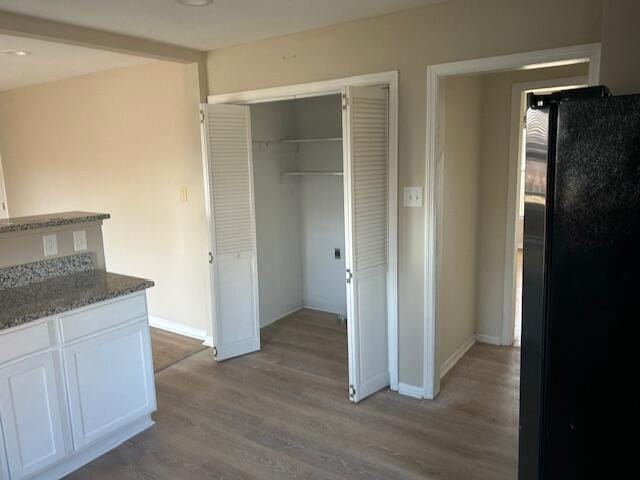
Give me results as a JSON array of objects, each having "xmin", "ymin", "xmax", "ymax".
[
  {"xmin": 59, "ymin": 294, "xmax": 147, "ymax": 342},
  {"xmin": 0, "ymin": 321, "xmax": 55, "ymax": 365}
]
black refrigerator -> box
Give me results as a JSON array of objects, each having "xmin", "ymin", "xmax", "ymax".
[{"xmin": 519, "ymin": 87, "xmax": 640, "ymax": 479}]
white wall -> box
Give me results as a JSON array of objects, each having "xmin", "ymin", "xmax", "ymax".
[
  {"xmin": 251, "ymin": 101, "xmax": 304, "ymax": 326},
  {"xmin": 251, "ymin": 95, "xmax": 346, "ymax": 324},
  {"xmin": 298, "ymin": 142, "xmax": 346, "ymax": 315},
  {"xmin": 294, "ymin": 96, "xmax": 346, "ymax": 315}
]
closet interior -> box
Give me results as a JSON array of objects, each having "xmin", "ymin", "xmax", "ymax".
[{"xmin": 250, "ymin": 95, "xmax": 347, "ymax": 327}]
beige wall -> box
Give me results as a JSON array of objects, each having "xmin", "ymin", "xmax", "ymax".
[
  {"xmin": 0, "ymin": 61, "xmax": 211, "ymax": 334},
  {"xmin": 207, "ymin": 0, "xmax": 602, "ymax": 387},
  {"xmin": 475, "ymin": 63, "xmax": 589, "ymax": 342},
  {"xmin": 600, "ymin": 0, "xmax": 640, "ymax": 94},
  {"xmin": 437, "ymin": 75, "xmax": 482, "ymax": 369}
]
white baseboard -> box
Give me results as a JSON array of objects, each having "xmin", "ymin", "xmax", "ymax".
[
  {"xmin": 398, "ymin": 382, "xmax": 424, "ymax": 399},
  {"xmin": 475, "ymin": 334, "xmax": 501, "ymax": 346},
  {"xmin": 148, "ymin": 316, "xmax": 208, "ymax": 344},
  {"xmin": 440, "ymin": 335, "xmax": 476, "ymax": 379},
  {"xmin": 203, "ymin": 336, "xmax": 214, "ymax": 347},
  {"xmin": 34, "ymin": 415, "xmax": 153, "ymax": 480},
  {"xmin": 260, "ymin": 306, "xmax": 304, "ymax": 328},
  {"xmin": 303, "ymin": 303, "xmax": 347, "ymax": 317}
]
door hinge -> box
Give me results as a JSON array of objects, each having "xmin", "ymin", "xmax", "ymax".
[
  {"xmin": 349, "ymin": 384, "xmax": 356, "ymax": 399},
  {"xmin": 200, "ymin": 110, "xmax": 205, "ymax": 124},
  {"xmin": 346, "ymin": 269, "xmax": 353, "ymax": 284},
  {"xmin": 213, "ymin": 346, "xmax": 218, "ymax": 358},
  {"xmin": 342, "ymin": 94, "xmax": 349, "ymax": 110},
  {"xmin": 208, "ymin": 252, "xmax": 213, "ymax": 264}
]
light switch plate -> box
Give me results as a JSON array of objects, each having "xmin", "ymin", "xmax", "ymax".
[
  {"xmin": 404, "ymin": 186, "xmax": 423, "ymax": 207},
  {"xmin": 43, "ymin": 234, "xmax": 58, "ymax": 257},
  {"xmin": 73, "ymin": 230, "xmax": 88, "ymax": 252}
]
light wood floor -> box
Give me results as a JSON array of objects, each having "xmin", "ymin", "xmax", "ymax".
[
  {"xmin": 150, "ymin": 327, "xmax": 208, "ymax": 373},
  {"xmin": 67, "ymin": 309, "xmax": 519, "ymax": 479}
]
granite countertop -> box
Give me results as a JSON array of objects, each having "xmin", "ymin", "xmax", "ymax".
[
  {"xmin": 0, "ymin": 211, "xmax": 111, "ymax": 234},
  {"xmin": 0, "ymin": 271, "xmax": 154, "ymax": 331}
]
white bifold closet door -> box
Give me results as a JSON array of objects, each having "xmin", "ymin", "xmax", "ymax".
[
  {"xmin": 343, "ymin": 86, "xmax": 390, "ymax": 403},
  {"xmin": 201, "ymin": 104, "xmax": 260, "ymax": 361}
]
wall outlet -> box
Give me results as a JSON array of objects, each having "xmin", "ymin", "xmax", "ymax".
[
  {"xmin": 404, "ymin": 186, "xmax": 423, "ymax": 207},
  {"xmin": 43, "ymin": 234, "xmax": 58, "ymax": 257},
  {"xmin": 73, "ymin": 230, "xmax": 88, "ymax": 252},
  {"xmin": 334, "ymin": 248, "xmax": 342, "ymax": 260}
]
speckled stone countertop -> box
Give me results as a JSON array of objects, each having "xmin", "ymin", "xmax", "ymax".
[
  {"xmin": 0, "ymin": 211, "xmax": 110, "ymax": 234},
  {"xmin": 0, "ymin": 271, "xmax": 154, "ymax": 331}
]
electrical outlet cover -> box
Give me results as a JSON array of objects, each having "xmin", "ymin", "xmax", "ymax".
[
  {"xmin": 73, "ymin": 230, "xmax": 88, "ymax": 252},
  {"xmin": 43, "ymin": 234, "xmax": 58, "ymax": 257},
  {"xmin": 404, "ymin": 186, "xmax": 423, "ymax": 207}
]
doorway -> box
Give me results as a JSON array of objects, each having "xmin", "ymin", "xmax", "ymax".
[
  {"xmin": 200, "ymin": 72, "xmax": 398, "ymax": 403},
  {"xmin": 508, "ymin": 78, "xmax": 589, "ymax": 347},
  {"xmin": 423, "ymin": 44, "xmax": 601, "ymax": 400}
]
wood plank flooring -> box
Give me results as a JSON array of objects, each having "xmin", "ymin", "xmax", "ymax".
[
  {"xmin": 67, "ymin": 309, "xmax": 519, "ymax": 479},
  {"xmin": 150, "ymin": 327, "xmax": 208, "ymax": 373}
]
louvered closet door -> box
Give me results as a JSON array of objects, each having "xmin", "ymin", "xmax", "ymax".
[
  {"xmin": 202, "ymin": 104, "xmax": 260, "ymax": 361},
  {"xmin": 343, "ymin": 86, "xmax": 390, "ymax": 403}
]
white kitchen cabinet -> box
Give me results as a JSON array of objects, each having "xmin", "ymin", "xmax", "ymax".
[
  {"xmin": 63, "ymin": 320, "xmax": 156, "ymax": 450},
  {"xmin": 0, "ymin": 352, "xmax": 67, "ymax": 480}
]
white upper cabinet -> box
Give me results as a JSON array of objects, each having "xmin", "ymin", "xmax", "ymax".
[{"xmin": 0, "ymin": 352, "xmax": 68, "ymax": 480}]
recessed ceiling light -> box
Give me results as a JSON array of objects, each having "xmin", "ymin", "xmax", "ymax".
[
  {"xmin": 176, "ymin": 0, "xmax": 213, "ymax": 6},
  {"xmin": 2, "ymin": 49, "xmax": 31, "ymax": 56}
]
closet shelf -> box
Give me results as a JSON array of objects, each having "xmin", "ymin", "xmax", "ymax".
[
  {"xmin": 281, "ymin": 171, "xmax": 343, "ymax": 177},
  {"xmin": 279, "ymin": 137, "xmax": 342, "ymax": 144}
]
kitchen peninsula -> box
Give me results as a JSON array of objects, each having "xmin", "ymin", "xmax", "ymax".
[{"xmin": 0, "ymin": 212, "xmax": 156, "ymax": 480}]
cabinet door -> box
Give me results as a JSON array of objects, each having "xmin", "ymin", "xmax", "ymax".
[
  {"xmin": 0, "ymin": 352, "xmax": 67, "ymax": 480},
  {"xmin": 63, "ymin": 321, "xmax": 156, "ymax": 450}
]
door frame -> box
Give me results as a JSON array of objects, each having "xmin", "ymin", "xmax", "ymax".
[
  {"xmin": 501, "ymin": 75, "xmax": 589, "ymax": 347},
  {"xmin": 423, "ymin": 43, "xmax": 601, "ymax": 400},
  {"xmin": 205, "ymin": 71, "xmax": 399, "ymax": 391}
]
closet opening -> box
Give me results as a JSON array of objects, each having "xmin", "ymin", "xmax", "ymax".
[
  {"xmin": 201, "ymin": 72, "xmax": 399, "ymax": 404},
  {"xmin": 251, "ymin": 95, "xmax": 349, "ymax": 387}
]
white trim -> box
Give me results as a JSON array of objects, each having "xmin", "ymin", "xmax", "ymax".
[
  {"xmin": 205, "ymin": 70, "xmax": 399, "ymax": 392},
  {"xmin": 261, "ymin": 306, "xmax": 304, "ymax": 328},
  {"xmin": 475, "ymin": 334, "xmax": 502, "ymax": 346},
  {"xmin": 439, "ymin": 336, "xmax": 476, "ymax": 379},
  {"xmin": 500, "ymin": 75, "xmax": 588, "ymax": 347},
  {"xmin": 424, "ymin": 43, "xmax": 601, "ymax": 400},
  {"xmin": 207, "ymin": 71, "xmax": 398, "ymax": 105},
  {"xmin": 398, "ymin": 383, "xmax": 424, "ymax": 399},
  {"xmin": 148, "ymin": 316, "xmax": 208, "ymax": 343}
]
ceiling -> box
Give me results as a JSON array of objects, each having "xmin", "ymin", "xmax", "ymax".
[
  {"xmin": 0, "ymin": 34, "xmax": 151, "ymax": 91},
  {"xmin": 0, "ymin": 0, "xmax": 445, "ymax": 50}
]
